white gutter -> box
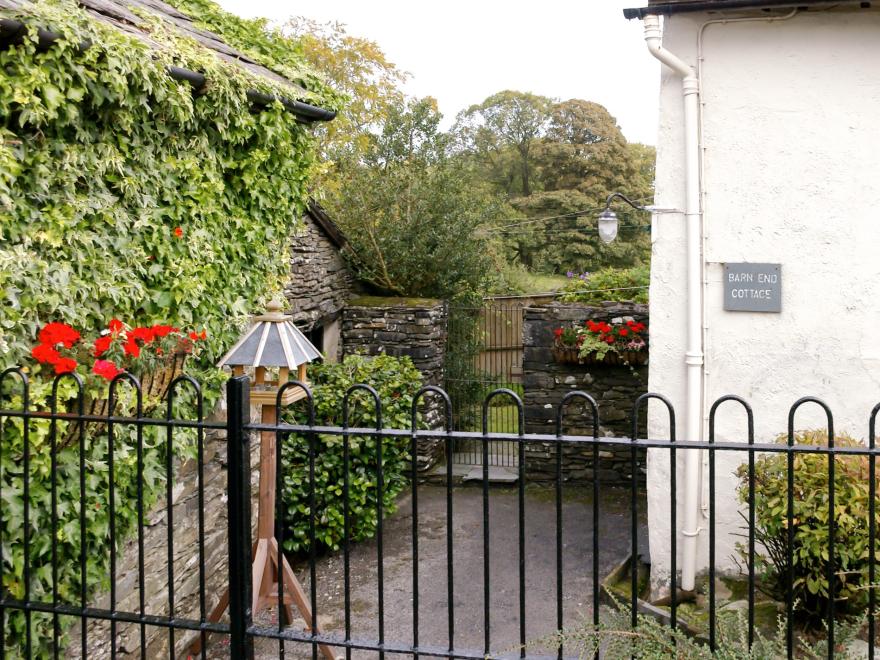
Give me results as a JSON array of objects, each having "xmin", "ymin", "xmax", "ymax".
[{"xmin": 643, "ymin": 14, "xmax": 703, "ymax": 592}]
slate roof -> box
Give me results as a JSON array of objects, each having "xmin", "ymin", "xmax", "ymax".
[
  {"xmin": 0, "ymin": 0, "xmax": 335, "ymax": 121},
  {"xmin": 624, "ymin": 0, "xmax": 867, "ymax": 18}
]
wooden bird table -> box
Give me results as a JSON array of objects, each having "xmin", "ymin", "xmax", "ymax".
[{"xmin": 192, "ymin": 368, "xmax": 336, "ymax": 660}]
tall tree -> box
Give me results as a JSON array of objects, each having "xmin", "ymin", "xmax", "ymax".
[
  {"xmin": 520, "ymin": 100, "xmax": 654, "ymax": 272},
  {"xmin": 453, "ymin": 90, "xmax": 551, "ymax": 197},
  {"xmin": 283, "ymin": 18, "xmax": 408, "ymax": 190},
  {"xmin": 327, "ymin": 98, "xmax": 507, "ymax": 299}
]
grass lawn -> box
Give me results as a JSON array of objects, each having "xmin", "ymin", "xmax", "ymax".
[
  {"xmin": 518, "ymin": 271, "xmax": 569, "ymax": 293},
  {"xmin": 488, "ymin": 404, "xmax": 522, "ymax": 434}
]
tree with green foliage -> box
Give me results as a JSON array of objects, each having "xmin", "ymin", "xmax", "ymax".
[
  {"xmin": 327, "ymin": 97, "xmax": 508, "ymax": 299},
  {"xmin": 282, "ymin": 17, "xmax": 407, "ymax": 192},
  {"xmin": 453, "ymin": 90, "xmax": 551, "ymax": 197},
  {"xmin": 455, "ymin": 92, "xmax": 655, "ymax": 278},
  {"xmin": 514, "ymin": 99, "xmax": 654, "ymax": 272}
]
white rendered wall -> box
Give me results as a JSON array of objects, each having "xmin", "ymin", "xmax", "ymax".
[{"xmin": 647, "ymin": 8, "xmax": 880, "ymax": 590}]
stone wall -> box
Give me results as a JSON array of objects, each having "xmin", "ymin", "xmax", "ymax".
[
  {"xmin": 522, "ymin": 302, "xmax": 649, "ymax": 484},
  {"xmin": 285, "ymin": 203, "xmax": 356, "ymax": 360},
  {"xmin": 342, "ymin": 297, "xmax": 447, "ymax": 469},
  {"xmin": 69, "ymin": 404, "xmax": 265, "ymax": 659}
]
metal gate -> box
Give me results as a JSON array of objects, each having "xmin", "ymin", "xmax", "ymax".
[{"xmin": 445, "ymin": 296, "xmax": 554, "ymax": 466}]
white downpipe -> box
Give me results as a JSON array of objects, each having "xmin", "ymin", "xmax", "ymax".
[{"xmin": 643, "ymin": 14, "xmax": 703, "ymax": 592}]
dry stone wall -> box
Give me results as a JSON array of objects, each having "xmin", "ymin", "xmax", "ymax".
[
  {"xmin": 285, "ymin": 207, "xmax": 356, "ymax": 356},
  {"xmin": 342, "ymin": 298, "xmax": 447, "ymax": 469},
  {"xmin": 69, "ymin": 404, "xmax": 265, "ymax": 659},
  {"xmin": 522, "ymin": 302, "xmax": 649, "ymax": 484}
]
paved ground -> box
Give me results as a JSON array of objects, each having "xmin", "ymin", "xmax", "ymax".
[{"xmin": 205, "ymin": 482, "xmax": 646, "ymax": 659}]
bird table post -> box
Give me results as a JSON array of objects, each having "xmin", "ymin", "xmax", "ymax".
[{"xmin": 192, "ymin": 300, "xmax": 336, "ymax": 660}]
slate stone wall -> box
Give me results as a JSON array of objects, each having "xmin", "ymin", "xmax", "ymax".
[
  {"xmin": 285, "ymin": 209, "xmax": 356, "ymax": 357},
  {"xmin": 342, "ymin": 298, "xmax": 447, "ymax": 469},
  {"xmin": 522, "ymin": 302, "xmax": 649, "ymax": 484},
  {"xmin": 70, "ymin": 406, "xmax": 264, "ymax": 659}
]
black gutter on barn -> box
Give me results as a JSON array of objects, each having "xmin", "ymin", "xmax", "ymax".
[
  {"xmin": 0, "ymin": 18, "xmax": 336, "ymax": 124},
  {"xmin": 623, "ymin": 0, "xmax": 869, "ymax": 19}
]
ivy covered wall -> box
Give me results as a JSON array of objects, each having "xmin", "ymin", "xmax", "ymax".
[
  {"xmin": 0, "ymin": 0, "xmax": 338, "ymax": 370},
  {"xmin": 0, "ymin": 1, "xmax": 340, "ymax": 655}
]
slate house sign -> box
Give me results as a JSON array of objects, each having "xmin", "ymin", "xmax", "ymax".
[{"xmin": 723, "ymin": 263, "xmax": 781, "ymax": 313}]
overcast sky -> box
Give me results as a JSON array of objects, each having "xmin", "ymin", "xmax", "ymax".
[{"xmin": 215, "ymin": 0, "xmax": 660, "ymax": 145}]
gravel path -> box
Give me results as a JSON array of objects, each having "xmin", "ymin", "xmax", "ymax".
[{"xmin": 203, "ymin": 482, "xmax": 646, "ymax": 659}]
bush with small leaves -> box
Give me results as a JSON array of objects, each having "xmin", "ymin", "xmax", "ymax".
[{"xmin": 736, "ymin": 429, "xmax": 879, "ymax": 620}]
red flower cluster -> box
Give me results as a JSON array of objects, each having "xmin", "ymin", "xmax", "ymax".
[
  {"xmin": 93, "ymin": 359, "xmax": 122, "ymax": 380},
  {"xmin": 584, "ymin": 318, "xmax": 646, "ymax": 345},
  {"xmin": 38, "ymin": 322, "xmax": 81, "ymax": 348},
  {"xmin": 30, "ymin": 322, "xmax": 80, "ymax": 374},
  {"xmin": 30, "ymin": 319, "xmax": 207, "ymax": 382},
  {"xmin": 626, "ymin": 320, "xmax": 646, "ymax": 333}
]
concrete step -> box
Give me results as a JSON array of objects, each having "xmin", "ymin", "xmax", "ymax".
[{"xmin": 462, "ymin": 465, "xmax": 519, "ymax": 483}]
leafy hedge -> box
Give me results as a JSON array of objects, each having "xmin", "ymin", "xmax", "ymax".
[
  {"xmin": 0, "ymin": 0, "xmax": 337, "ymax": 655},
  {"xmin": 280, "ymin": 354, "xmax": 425, "ymax": 554},
  {"xmin": 557, "ymin": 265, "xmax": 650, "ymax": 305}
]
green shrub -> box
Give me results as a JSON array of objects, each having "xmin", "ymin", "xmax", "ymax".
[
  {"xmin": 736, "ymin": 429, "xmax": 878, "ymax": 619},
  {"xmin": 557, "ymin": 265, "xmax": 650, "ymax": 304},
  {"xmin": 280, "ymin": 354, "xmax": 425, "ymax": 553}
]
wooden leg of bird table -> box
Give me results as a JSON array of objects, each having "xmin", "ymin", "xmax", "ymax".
[
  {"xmin": 269, "ymin": 538, "xmax": 337, "ymax": 660},
  {"xmin": 188, "ymin": 588, "xmax": 230, "ymax": 656}
]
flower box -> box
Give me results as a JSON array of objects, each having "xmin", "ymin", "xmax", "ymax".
[
  {"xmin": 552, "ymin": 346, "xmax": 582, "ymax": 364},
  {"xmin": 552, "ymin": 317, "xmax": 648, "ymax": 368},
  {"xmin": 580, "ymin": 350, "xmax": 648, "ymax": 366},
  {"xmin": 61, "ymin": 352, "xmax": 188, "ymax": 448}
]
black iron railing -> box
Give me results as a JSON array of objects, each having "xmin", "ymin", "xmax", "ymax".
[{"xmin": 1, "ymin": 368, "xmax": 879, "ymax": 658}]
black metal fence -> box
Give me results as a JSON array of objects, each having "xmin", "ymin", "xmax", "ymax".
[{"xmin": 2, "ymin": 367, "xmax": 880, "ymax": 659}]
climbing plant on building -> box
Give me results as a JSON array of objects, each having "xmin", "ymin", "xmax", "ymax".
[{"xmin": 0, "ymin": 0, "xmax": 339, "ymax": 655}]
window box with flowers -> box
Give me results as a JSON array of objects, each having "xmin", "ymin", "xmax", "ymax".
[
  {"xmin": 552, "ymin": 317, "xmax": 648, "ymax": 367},
  {"xmin": 29, "ymin": 320, "xmax": 207, "ymax": 447}
]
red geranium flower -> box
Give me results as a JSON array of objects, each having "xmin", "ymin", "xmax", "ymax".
[
  {"xmin": 619, "ymin": 328, "xmax": 629, "ymax": 337},
  {"xmin": 173, "ymin": 227, "xmax": 183, "ymax": 238},
  {"xmin": 53, "ymin": 357, "xmax": 78, "ymax": 375},
  {"xmin": 93, "ymin": 360, "xmax": 122, "ymax": 380},
  {"xmin": 38, "ymin": 322, "xmax": 81, "ymax": 348},
  {"xmin": 31, "ymin": 344, "xmax": 61, "ymax": 364},
  {"xmin": 108, "ymin": 319, "xmax": 124, "ymax": 334},
  {"xmin": 130, "ymin": 326, "xmax": 154, "ymax": 344},
  {"xmin": 123, "ymin": 339, "xmax": 141, "ymax": 358},
  {"xmin": 189, "ymin": 329, "xmax": 207, "ymax": 341},
  {"xmin": 151, "ymin": 324, "xmax": 175, "ymax": 338},
  {"xmin": 94, "ymin": 335, "xmax": 113, "ymax": 357},
  {"xmin": 553, "ymin": 328, "xmax": 563, "ymax": 338}
]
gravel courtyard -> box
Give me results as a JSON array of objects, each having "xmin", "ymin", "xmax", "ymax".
[{"xmin": 205, "ymin": 482, "xmax": 646, "ymax": 659}]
